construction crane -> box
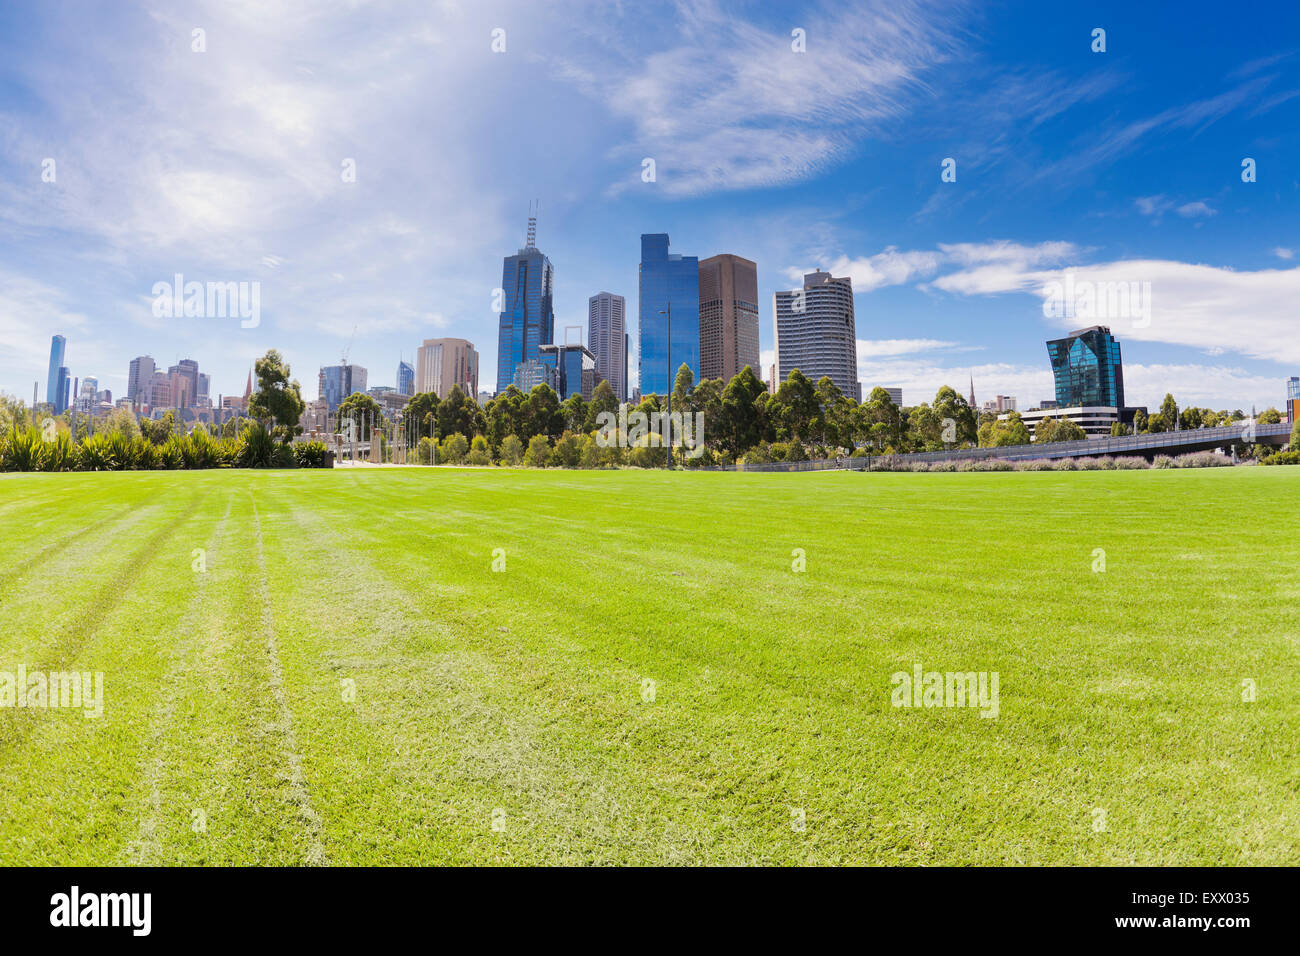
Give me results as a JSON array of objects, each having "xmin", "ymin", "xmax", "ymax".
[{"xmin": 341, "ymin": 323, "xmax": 357, "ymax": 366}]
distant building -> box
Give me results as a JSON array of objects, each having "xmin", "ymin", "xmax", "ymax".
[
  {"xmin": 638, "ymin": 233, "xmax": 699, "ymax": 397},
  {"xmin": 397, "ymin": 360, "xmax": 415, "ymax": 396},
  {"xmin": 698, "ymin": 253, "xmax": 759, "ymax": 383},
  {"xmin": 768, "ymin": 363, "xmax": 778, "ymax": 395},
  {"xmin": 981, "ymin": 395, "xmax": 1017, "ymax": 414},
  {"xmin": 495, "ymin": 212, "xmax": 554, "ymax": 393},
  {"xmin": 1046, "ymin": 326, "xmax": 1125, "ymax": 408},
  {"xmin": 773, "ymin": 269, "xmax": 858, "ymax": 401},
  {"xmin": 513, "ymin": 359, "xmax": 548, "ymax": 392},
  {"xmin": 55, "ymin": 366, "xmax": 71, "ymax": 414},
  {"xmin": 1014, "ymin": 405, "xmax": 1139, "ymax": 441},
  {"xmin": 477, "ymin": 390, "xmax": 492, "ymax": 406},
  {"xmin": 46, "ymin": 335, "xmax": 66, "ymax": 408},
  {"xmin": 539, "ymin": 343, "xmax": 597, "ymax": 400},
  {"xmin": 588, "ymin": 292, "xmax": 627, "ymax": 401},
  {"xmin": 319, "ymin": 364, "xmax": 368, "ymax": 413},
  {"xmin": 417, "ymin": 338, "xmax": 478, "ymax": 398},
  {"xmin": 874, "ymin": 387, "xmax": 903, "ymax": 406},
  {"xmin": 128, "ymin": 355, "xmax": 155, "ymax": 403}
]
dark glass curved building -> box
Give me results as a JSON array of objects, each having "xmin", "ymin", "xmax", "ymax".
[{"xmin": 1046, "ymin": 325, "xmax": 1125, "ymax": 408}]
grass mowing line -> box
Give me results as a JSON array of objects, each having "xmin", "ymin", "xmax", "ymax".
[
  {"xmin": 249, "ymin": 492, "xmax": 328, "ymax": 867},
  {"xmin": 0, "ymin": 502, "xmax": 136, "ymax": 584},
  {"xmin": 121, "ymin": 492, "xmax": 234, "ymax": 866},
  {"xmin": 0, "ymin": 494, "xmax": 202, "ymax": 751}
]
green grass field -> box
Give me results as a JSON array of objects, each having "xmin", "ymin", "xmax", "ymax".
[{"xmin": 1, "ymin": 466, "xmax": 1297, "ymax": 865}]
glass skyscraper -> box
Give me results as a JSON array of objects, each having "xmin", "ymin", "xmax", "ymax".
[
  {"xmin": 1046, "ymin": 325, "xmax": 1125, "ymax": 408},
  {"xmin": 638, "ymin": 233, "xmax": 699, "ymax": 397},
  {"xmin": 495, "ymin": 217, "xmax": 554, "ymax": 395},
  {"xmin": 397, "ymin": 360, "xmax": 415, "ymax": 396},
  {"xmin": 319, "ymin": 364, "xmax": 368, "ymax": 413},
  {"xmin": 46, "ymin": 334, "xmax": 66, "ymax": 407}
]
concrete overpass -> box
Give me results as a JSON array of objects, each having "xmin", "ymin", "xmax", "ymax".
[{"xmin": 861, "ymin": 422, "xmax": 1291, "ymax": 467}]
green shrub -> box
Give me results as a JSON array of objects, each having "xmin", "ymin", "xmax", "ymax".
[
  {"xmin": 239, "ymin": 422, "xmax": 275, "ymax": 468},
  {"xmin": 293, "ymin": 440, "xmax": 329, "ymax": 468},
  {"xmin": 498, "ymin": 434, "xmax": 525, "ymax": 466},
  {"xmin": 159, "ymin": 436, "xmax": 185, "ymax": 469},
  {"xmin": 78, "ymin": 433, "xmax": 117, "ymax": 471},
  {"xmin": 2, "ymin": 426, "xmax": 44, "ymax": 472},
  {"xmin": 41, "ymin": 432, "xmax": 75, "ymax": 472},
  {"xmin": 466, "ymin": 435, "xmax": 492, "ymax": 466},
  {"xmin": 437, "ymin": 433, "xmax": 468, "ymax": 464},
  {"xmin": 1262, "ymin": 450, "xmax": 1300, "ymax": 466},
  {"xmin": 524, "ymin": 434, "xmax": 551, "ymax": 467}
]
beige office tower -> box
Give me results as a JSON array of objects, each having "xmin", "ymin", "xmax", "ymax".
[
  {"xmin": 698, "ymin": 254, "xmax": 760, "ymax": 383},
  {"xmin": 587, "ymin": 292, "xmax": 627, "ymax": 401},
  {"xmin": 417, "ymin": 337, "xmax": 479, "ymax": 398},
  {"xmin": 773, "ymin": 269, "xmax": 858, "ymax": 401}
]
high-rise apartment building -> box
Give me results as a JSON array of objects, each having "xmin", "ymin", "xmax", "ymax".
[
  {"xmin": 698, "ymin": 254, "xmax": 759, "ymax": 383},
  {"xmin": 495, "ymin": 214, "xmax": 554, "ymax": 394},
  {"xmin": 128, "ymin": 356, "xmax": 155, "ymax": 403},
  {"xmin": 397, "ymin": 360, "xmax": 415, "ymax": 396},
  {"xmin": 587, "ymin": 292, "xmax": 627, "ymax": 401},
  {"xmin": 773, "ymin": 270, "xmax": 858, "ymax": 401},
  {"xmin": 1046, "ymin": 326, "xmax": 1125, "ymax": 409},
  {"xmin": 638, "ymin": 233, "xmax": 699, "ymax": 397},
  {"xmin": 417, "ymin": 338, "xmax": 479, "ymax": 398},
  {"xmin": 46, "ymin": 335, "xmax": 66, "ymax": 407},
  {"xmin": 319, "ymin": 364, "xmax": 368, "ymax": 413}
]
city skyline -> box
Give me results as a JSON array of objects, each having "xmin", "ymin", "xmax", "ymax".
[{"xmin": 2, "ymin": 1, "xmax": 1299, "ymax": 412}]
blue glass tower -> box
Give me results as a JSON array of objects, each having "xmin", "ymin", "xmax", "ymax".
[
  {"xmin": 46, "ymin": 334, "xmax": 66, "ymax": 407},
  {"xmin": 397, "ymin": 360, "xmax": 414, "ymax": 396},
  {"xmin": 638, "ymin": 234, "xmax": 699, "ymax": 397},
  {"xmin": 1046, "ymin": 325, "xmax": 1125, "ymax": 408},
  {"xmin": 495, "ymin": 215, "xmax": 554, "ymax": 394}
]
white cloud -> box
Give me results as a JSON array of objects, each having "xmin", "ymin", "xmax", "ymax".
[
  {"xmin": 857, "ymin": 338, "xmax": 969, "ymax": 357},
  {"xmin": 1176, "ymin": 201, "xmax": 1216, "ymax": 218},
  {"xmin": 1273, "ymin": 247, "xmax": 1294, "ymax": 260},
  {"xmin": 585, "ymin": 0, "xmax": 963, "ymax": 197}
]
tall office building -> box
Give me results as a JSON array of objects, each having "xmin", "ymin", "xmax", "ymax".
[
  {"xmin": 55, "ymin": 366, "xmax": 71, "ymax": 414},
  {"xmin": 539, "ymin": 343, "xmax": 598, "ymax": 400},
  {"xmin": 197, "ymin": 373, "xmax": 210, "ymax": 404},
  {"xmin": 46, "ymin": 335, "xmax": 66, "ymax": 406},
  {"xmin": 698, "ymin": 254, "xmax": 759, "ymax": 383},
  {"xmin": 397, "ymin": 360, "xmax": 415, "ymax": 396},
  {"xmin": 1046, "ymin": 326, "xmax": 1125, "ymax": 409},
  {"xmin": 417, "ymin": 338, "xmax": 479, "ymax": 398},
  {"xmin": 495, "ymin": 214, "xmax": 555, "ymax": 394},
  {"xmin": 773, "ymin": 269, "xmax": 859, "ymax": 401},
  {"xmin": 638, "ymin": 233, "xmax": 700, "ymax": 397},
  {"xmin": 128, "ymin": 356, "xmax": 155, "ymax": 403},
  {"xmin": 319, "ymin": 364, "xmax": 368, "ymax": 413},
  {"xmin": 1287, "ymin": 376, "xmax": 1299, "ymax": 425},
  {"xmin": 587, "ymin": 292, "xmax": 627, "ymax": 401}
]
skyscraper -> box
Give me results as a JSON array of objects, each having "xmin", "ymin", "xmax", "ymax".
[
  {"xmin": 638, "ymin": 233, "xmax": 699, "ymax": 397},
  {"xmin": 495, "ymin": 213, "xmax": 554, "ymax": 394},
  {"xmin": 698, "ymin": 254, "xmax": 759, "ymax": 383},
  {"xmin": 397, "ymin": 360, "xmax": 415, "ymax": 396},
  {"xmin": 55, "ymin": 366, "xmax": 70, "ymax": 414},
  {"xmin": 46, "ymin": 335, "xmax": 66, "ymax": 406},
  {"xmin": 319, "ymin": 364, "xmax": 368, "ymax": 412},
  {"xmin": 587, "ymin": 292, "xmax": 627, "ymax": 401},
  {"xmin": 1046, "ymin": 326, "xmax": 1125, "ymax": 408},
  {"xmin": 538, "ymin": 343, "xmax": 597, "ymax": 400},
  {"xmin": 773, "ymin": 270, "xmax": 858, "ymax": 400},
  {"xmin": 128, "ymin": 356, "xmax": 155, "ymax": 403},
  {"xmin": 417, "ymin": 338, "xmax": 479, "ymax": 398}
]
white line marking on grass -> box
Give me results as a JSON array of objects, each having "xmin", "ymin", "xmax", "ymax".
[{"xmin": 250, "ymin": 495, "xmax": 329, "ymax": 866}]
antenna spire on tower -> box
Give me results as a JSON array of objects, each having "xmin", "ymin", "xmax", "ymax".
[{"xmin": 526, "ymin": 199, "xmax": 538, "ymax": 249}]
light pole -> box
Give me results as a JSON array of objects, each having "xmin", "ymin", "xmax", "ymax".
[{"xmin": 658, "ymin": 302, "xmax": 671, "ymax": 470}]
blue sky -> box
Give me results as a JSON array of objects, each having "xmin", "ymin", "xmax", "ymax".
[{"xmin": 2, "ymin": 0, "xmax": 1298, "ymax": 411}]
